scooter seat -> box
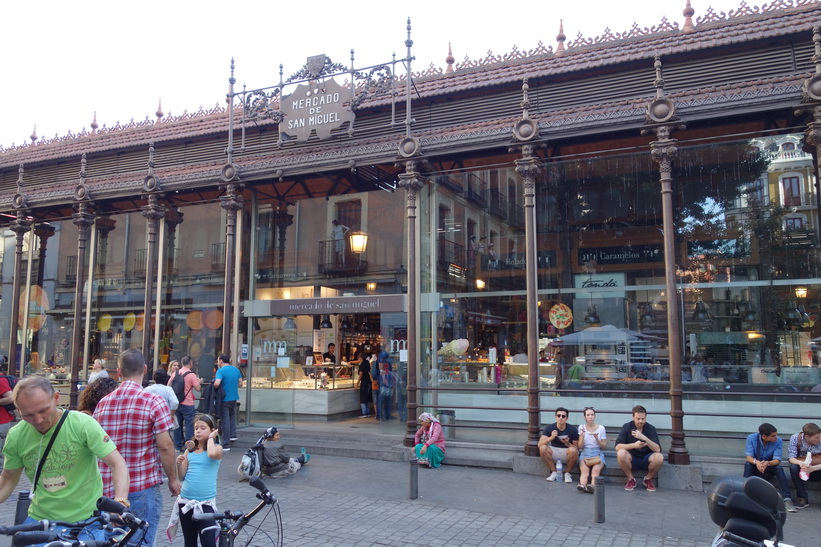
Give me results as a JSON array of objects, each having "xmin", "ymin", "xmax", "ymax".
[{"xmin": 722, "ymin": 517, "xmax": 772, "ymax": 543}]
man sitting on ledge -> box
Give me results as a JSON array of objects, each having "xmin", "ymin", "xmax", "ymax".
[
  {"xmin": 615, "ymin": 405, "xmax": 664, "ymax": 492},
  {"xmin": 743, "ymin": 422, "xmax": 795, "ymax": 512}
]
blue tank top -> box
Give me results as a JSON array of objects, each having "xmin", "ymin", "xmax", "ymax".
[{"xmin": 181, "ymin": 449, "xmax": 221, "ymax": 500}]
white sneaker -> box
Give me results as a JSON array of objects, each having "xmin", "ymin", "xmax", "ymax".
[
  {"xmin": 564, "ymin": 472, "xmax": 573, "ymax": 483},
  {"xmin": 546, "ymin": 472, "xmax": 558, "ymax": 482}
]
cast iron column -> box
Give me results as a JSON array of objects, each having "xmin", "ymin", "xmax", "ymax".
[
  {"xmin": 30, "ymin": 223, "xmax": 55, "ymax": 363},
  {"xmin": 220, "ymin": 181, "xmax": 244, "ymax": 357},
  {"xmin": 398, "ymin": 157, "xmax": 425, "ymax": 447},
  {"xmin": 643, "ymin": 56, "xmax": 689, "ymax": 465},
  {"xmin": 798, "ymin": 27, "xmax": 821, "ymax": 239},
  {"xmin": 7, "ymin": 209, "xmax": 30, "ymax": 377},
  {"xmin": 141, "ymin": 193, "xmax": 166, "ymax": 364},
  {"xmin": 511, "ymin": 78, "xmax": 543, "ymax": 457},
  {"xmin": 69, "ymin": 203, "xmax": 94, "ymax": 408}
]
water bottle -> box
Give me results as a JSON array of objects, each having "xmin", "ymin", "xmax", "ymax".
[
  {"xmin": 800, "ymin": 452, "xmax": 812, "ymax": 480},
  {"xmin": 556, "ymin": 459, "xmax": 563, "ymax": 475}
]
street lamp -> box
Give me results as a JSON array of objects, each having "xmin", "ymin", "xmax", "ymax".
[{"xmin": 349, "ymin": 231, "xmax": 368, "ymax": 254}]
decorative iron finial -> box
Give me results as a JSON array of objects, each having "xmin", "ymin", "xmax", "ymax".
[
  {"xmin": 682, "ymin": 0, "xmax": 695, "ymax": 34},
  {"xmin": 406, "ymin": 17, "xmax": 413, "ymax": 50},
  {"xmin": 556, "ymin": 20, "xmax": 566, "ymax": 56},
  {"xmin": 74, "ymin": 153, "xmax": 90, "ymax": 201},
  {"xmin": 156, "ymin": 100, "xmax": 164, "ymax": 123},
  {"xmin": 17, "ymin": 165, "xmax": 24, "ymax": 195},
  {"xmin": 90, "ymin": 112, "xmax": 98, "ymax": 134},
  {"xmin": 446, "ymin": 43, "xmax": 455, "ymax": 74},
  {"xmin": 645, "ymin": 56, "xmax": 678, "ymax": 124},
  {"xmin": 13, "ymin": 165, "xmax": 26, "ymax": 209},
  {"xmin": 230, "ymin": 57, "xmax": 236, "ymax": 86},
  {"xmin": 143, "ymin": 142, "xmax": 161, "ymax": 192},
  {"xmin": 30, "ymin": 125, "xmax": 37, "ymax": 143},
  {"xmin": 512, "ymin": 78, "xmax": 539, "ymax": 142}
]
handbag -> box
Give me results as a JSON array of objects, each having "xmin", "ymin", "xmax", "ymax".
[{"xmin": 583, "ymin": 455, "xmax": 602, "ymax": 467}]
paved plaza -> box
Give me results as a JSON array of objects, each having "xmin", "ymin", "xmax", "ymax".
[{"xmin": 1, "ymin": 444, "xmax": 817, "ymax": 546}]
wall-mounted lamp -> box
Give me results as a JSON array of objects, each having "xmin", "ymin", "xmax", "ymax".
[
  {"xmin": 795, "ymin": 286, "xmax": 808, "ymax": 299},
  {"xmin": 475, "ymin": 279, "xmax": 486, "ymax": 290},
  {"xmin": 349, "ymin": 231, "xmax": 368, "ymax": 254},
  {"xmin": 366, "ymin": 282, "xmax": 377, "ymax": 292}
]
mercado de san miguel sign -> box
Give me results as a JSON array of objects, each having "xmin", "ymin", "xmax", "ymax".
[{"xmin": 280, "ymin": 78, "xmax": 354, "ymax": 141}]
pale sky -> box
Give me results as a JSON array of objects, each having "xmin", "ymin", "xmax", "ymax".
[{"xmin": 1, "ymin": 0, "xmax": 755, "ymax": 149}]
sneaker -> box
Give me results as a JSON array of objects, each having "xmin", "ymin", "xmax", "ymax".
[
  {"xmin": 564, "ymin": 472, "xmax": 573, "ymax": 483},
  {"xmin": 795, "ymin": 498, "xmax": 809, "ymax": 509},
  {"xmin": 784, "ymin": 499, "xmax": 797, "ymax": 513},
  {"xmin": 643, "ymin": 477, "xmax": 656, "ymax": 492},
  {"xmin": 222, "ymin": 447, "xmax": 231, "ymax": 452},
  {"xmin": 624, "ymin": 477, "xmax": 637, "ymax": 491},
  {"xmin": 230, "ymin": 437, "xmax": 238, "ymax": 441},
  {"xmin": 546, "ymin": 472, "xmax": 558, "ymax": 482}
]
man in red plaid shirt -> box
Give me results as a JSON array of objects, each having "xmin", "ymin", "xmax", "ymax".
[{"xmin": 94, "ymin": 349, "xmax": 181, "ymax": 546}]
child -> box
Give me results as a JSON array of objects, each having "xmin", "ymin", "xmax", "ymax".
[
  {"xmin": 260, "ymin": 427, "xmax": 309, "ymax": 478},
  {"xmin": 166, "ymin": 414, "xmax": 223, "ymax": 546}
]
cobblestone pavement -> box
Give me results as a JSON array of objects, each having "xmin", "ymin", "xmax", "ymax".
[{"xmin": 1, "ymin": 448, "xmax": 816, "ymax": 546}]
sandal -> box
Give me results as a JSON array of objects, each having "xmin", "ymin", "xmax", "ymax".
[
  {"xmin": 585, "ymin": 484, "xmax": 595, "ymax": 494},
  {"xmin": 576, "ymin": 484, "xmax": 587, "ymax": 492}
]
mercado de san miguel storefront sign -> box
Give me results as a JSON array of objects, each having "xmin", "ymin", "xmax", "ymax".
[
  {"xmin": 280, "ymin": 78, "xmax": 354, "ymax": 141},
  {"xmin": 244, "ymin": 295, "xmax": 406, "ymax": 317}
]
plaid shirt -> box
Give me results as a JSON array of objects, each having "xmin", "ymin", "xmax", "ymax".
[{"xmin": 94, "ymin": 380, "xmax": 173, "ymax": 496}]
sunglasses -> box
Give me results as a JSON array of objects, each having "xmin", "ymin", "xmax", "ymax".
[{"xmin": 555, "ymin": 414, "xmax": 568, "ymax": 418}]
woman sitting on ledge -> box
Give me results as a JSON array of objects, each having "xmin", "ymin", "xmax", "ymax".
[{"xmin": 414, "ymin": 412, "xmax": 446, "ymax": 468}]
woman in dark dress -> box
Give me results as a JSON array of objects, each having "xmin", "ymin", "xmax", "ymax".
[{"xmin": 354, "ymin": 350, "xmax": 372, "ymax": 417}]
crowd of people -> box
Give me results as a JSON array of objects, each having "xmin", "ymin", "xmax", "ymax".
[{"xmin": 0, "ymin": 348, "xmax": 290, "ymax": 547}]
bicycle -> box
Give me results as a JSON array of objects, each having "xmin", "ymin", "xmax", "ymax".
[
  {"xmin": 0, "ymin": 497, "xmax": 147, "ymax": 547},
  {"xmin": 192, "ymin": 477, "xmax": 282, "ymax": 547}
]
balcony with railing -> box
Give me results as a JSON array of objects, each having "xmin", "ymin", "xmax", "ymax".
[
  {"xmin": 64, "ymin": 255, "xmax": 77, "ymax": 285},
  {"xmin": 211, "ymin": 243, "xmax": 225, "ymax": 272},
  {"xmin": 435, "ymin": 174, "xmax": 464, "ymax": 194},
  {"xmin": 488, "ymin": 189, "xmax": 507, "ymax": 219},
  {"xmin": 466, "ymin": 173, "xmax": 487, "ymax": 207},
  {"xmin": 318, "ymin": 239, "xmax": 368, "ymax": 277},
  {"xmin": 133, "ymin": 249, "xmax": 146, "ymax": 278},
  {"xmin": 508, "ymin": 202, "xmax": 524, "ymax": 227}
]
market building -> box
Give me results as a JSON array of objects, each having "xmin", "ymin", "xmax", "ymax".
[{"xmin": 2, "ymin": 1, "xmax": 820, "ymax": 462}]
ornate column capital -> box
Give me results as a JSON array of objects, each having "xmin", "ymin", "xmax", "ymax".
[{"xmin": 219, "ymin": 182, "xmax": 245, "ymax": 213}]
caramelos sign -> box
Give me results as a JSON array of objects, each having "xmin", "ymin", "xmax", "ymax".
[{"xmin": 280, "ymin": 79, "xmax": 353, "ymax": 141}]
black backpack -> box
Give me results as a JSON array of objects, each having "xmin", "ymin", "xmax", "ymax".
[
  {"xmin": 171, "ymin": 370, "xmax": 192, "ymax": 403},
  {"xmin": 0, "ymin": 374, "xmax": 18, "ymax": 412}
]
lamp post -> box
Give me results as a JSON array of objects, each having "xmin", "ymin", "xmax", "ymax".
[{"xmin": 642, "ymin": 55, "xmax": 689, "ymax": 465}]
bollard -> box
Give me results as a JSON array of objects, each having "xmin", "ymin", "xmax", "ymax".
[
  {"xmin": 409, "ymin": 458, "xmax": 418, "ymax": 499},
  {"xmin": 593, "ymin": 476, "xmax": 605, "ymax": 523},
  {"xmin": 14, "ymin": 490, "xmax": 31, "ymax": 525}
]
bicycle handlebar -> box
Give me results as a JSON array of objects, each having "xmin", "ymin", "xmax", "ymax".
[
  {"xmin": 0, "ymin": 520, "xmax": 50, "ymax": 535},
  {"xmin": 11, "ymin": 531, "xmax": 60, "ymax": 547}
]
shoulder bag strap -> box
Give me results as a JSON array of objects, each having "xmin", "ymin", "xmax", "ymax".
[{"xmin": 33, "ymin": 409, "xmax": 70, "ymax": 493}]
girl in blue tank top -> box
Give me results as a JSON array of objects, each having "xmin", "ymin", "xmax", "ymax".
[{"xmin": 166, "ymin": 414, "xmax": 223, "ymax": 546}]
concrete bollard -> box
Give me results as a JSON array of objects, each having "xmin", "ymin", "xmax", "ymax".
[
  {"xmin": 409, "ymin": 458, "xmax": 418, "ymax": 499},
  {"xmin": 593, "ymin": 476, "xmax": 605, "ymax": 523}
]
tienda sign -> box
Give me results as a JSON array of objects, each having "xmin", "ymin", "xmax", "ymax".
[{"xmin": 280, "ymin": 78, "xmax": 353, "ymax": 141}]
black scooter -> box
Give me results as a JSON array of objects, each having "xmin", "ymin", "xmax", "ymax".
[{"xmin": 707, "ymin": 475, "xmax": 791, "ymax": 547}]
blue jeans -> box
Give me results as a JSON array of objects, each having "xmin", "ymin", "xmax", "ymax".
[
  {"xmin": 23, "ymin": 516, "xmax": 113, "ymax": 547},
  {"xmin": 744, "ymin": 461, "xmax": 792, "ymax": 500},
  {"xmin": 127, "ymin": 484, "xmax": 163, "ymax": 546},
  {"xmin": 174, "ymin": 404, "xmax": 196, "ymax": 450},
  {"xmin": 220, "ymin": 400, "xmax": 237, "ymax": 446}
]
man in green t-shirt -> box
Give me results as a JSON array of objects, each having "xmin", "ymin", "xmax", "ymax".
[{"xmin": 0, "ymin": 376, "xmax": 129, "ymax": 525}]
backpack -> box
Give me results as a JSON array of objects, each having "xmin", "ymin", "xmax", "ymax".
[
  {"xmin": 0, "ymin": 374, "xmax": 18, "ymax": 413},
  {"xmin": 171, "ymin": 370, "xmax": 192, "ymax": 403},
  {"xmin": 238, "ymin": 439, "xmax": 265, "ymax": 479}
]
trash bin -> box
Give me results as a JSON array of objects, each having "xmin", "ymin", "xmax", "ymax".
[{"xmin": 439, "ymin": 409, "xmax": 456, "ymax": 440}]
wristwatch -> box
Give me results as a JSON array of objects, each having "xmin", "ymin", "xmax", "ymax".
[{"xmin": 115, "ymin": 497, "xmax": 131, "ymax": 508}]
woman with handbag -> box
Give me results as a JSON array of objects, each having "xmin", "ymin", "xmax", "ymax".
[{"xmin": 577, "ymin": 406, "xmax": 607, "ymax": 493}]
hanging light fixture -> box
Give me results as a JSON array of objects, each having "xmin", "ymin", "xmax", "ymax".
[
  {"xmin": 283, "ymin": 317, "xmax": 296, "ymax": 330},
  {"xmin": 795, "ymin": 286, "xmax": 808, "ymax": 299},
  {"xmin": 692, "ymin": 298, "xmax": 710, "ymax": 321},
  {"xmin": 475, "ymin": 279, "xmax": 486, "ymax": 290},
  {"xmin": 784, "ymin": 300, "xmax": 802, "ymax": 327},
  {"xmin": 366, "ymin": 282, "xmax": 377, "ymax": 292},
  {"xmin": 799, "ymin": 304, "xmax": 812, "ymax": 328},
  {"xmin": 349, "ymin": 231, "xmax": 368, "ymax": 254},
  {"xmin": 743, "ymin": 304, "xmax": 758, "ymax": 322},
  {"xmin": 584, "ymin": 304, "xmax": 600, "ymax": 326},
  {"xmin": 341, "ymin": 315, "xmax": 352, "ymax": 330},
  {"xmin": 319, "ymin": 315, "xmax": 333, "ymax": 329}
]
